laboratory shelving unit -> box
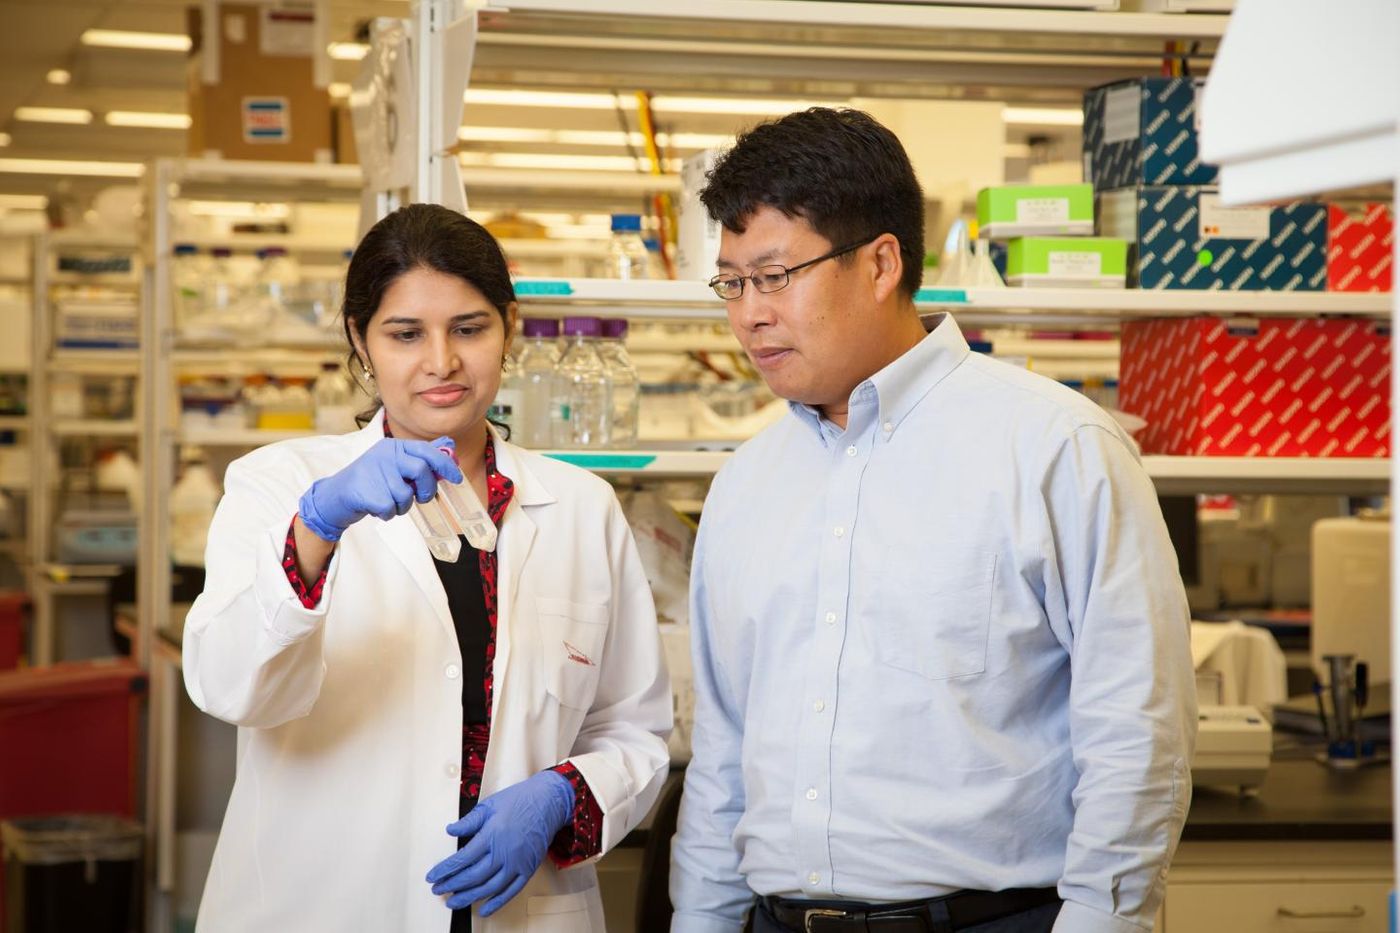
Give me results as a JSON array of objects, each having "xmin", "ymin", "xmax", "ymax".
[{"xmin": 27, "ymin": 230, "xmax": 143, "ymax": 667}]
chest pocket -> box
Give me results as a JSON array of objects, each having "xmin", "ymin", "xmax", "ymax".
[
  {"xmin": 865, "ymin": 547, "xmax": 997, "ymax": 680},
  {"xmin": 535, "ymin": 597, "xmax": 610, "ymax": 710}
]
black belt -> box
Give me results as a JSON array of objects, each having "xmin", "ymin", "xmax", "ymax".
[{"xmin": 760, "ymin": 887, "xmax": 1060, "ymax": 933}]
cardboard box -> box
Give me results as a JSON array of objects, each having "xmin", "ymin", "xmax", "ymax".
[
  {"xmin": 1119, "ymin": 316, "xmax": 1390, "ymax": 457},
  {"xmin": 1083, "ymin": 77, "xmax": 1217, "ymax": 190},
  {"xmin": 1099, "ymin": 186, "xmax": 1327, "ymax": 291},
  {"xmin": 976, "ymin": 184, "xmax": 1094, "ymax": 238},
  {"xmin": 1328, "ymin": 203, "xmax": 1393, "ymax": 292},
  {"xmin": 186, "ymin": 3, "xmax": 332, "ymax": 163},
  {"xmin": 1005, "ymin": 237, "xmax": 1127, "ymax": 288}
]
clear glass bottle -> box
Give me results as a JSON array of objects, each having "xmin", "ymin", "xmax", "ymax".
[
  {"xmin": 549, "ymin": 317, "xmax": 611, "ymax": 449},
  {"xmin": 206, "ymin": 247, "xmax": 237, "ymax": 317},
  {"xmin": 256, "ymin": 246, "xmax": 300, "ymax": 312},
  {"xmin": 598, "ymin": 319, "xmax": 640, "ymax": 448},
  {"xmin": 607, "ymin": 214, "xmax": 650, "ymax": 280},
  {"xmin": 515, "ymin": 318, "xmax": 561, "ymax": 447},
  {"xmin": 489, "ymin": 353, "xmax": 524, "ymax": 438}
]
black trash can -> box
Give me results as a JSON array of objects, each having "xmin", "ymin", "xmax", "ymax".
[{"xmin": 2, "ymin": 815, "xmax": 143, "ymax": 933}]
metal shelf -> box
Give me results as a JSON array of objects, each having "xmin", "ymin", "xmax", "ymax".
[
  {"xmin": 179, "ymin": 428, "xmax": 317, "ymax": 446},
  {"xmin": 52, "ymin": 419, "xmax": 139, "ymax": 437},
  {"xmin": 540, "ymin": 449, "xmax": 733, "ymax": 476},
  {"xmin": 515, "ymin": 279, "xmax": 1391, "ymax": 323},
  {"xmin": 49, "ymin": 350, "xmax": 141, "ymax": 375},
  {"xmin": 172, "ymin": 346, "xmax": 347, "ymax": 373}
]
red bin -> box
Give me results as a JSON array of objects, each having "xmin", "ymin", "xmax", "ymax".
[
  {"xmin": 0, "ymin": 595, "xmax": 25, "ymax": 672},
  {"xmin": 0, "ymin": 660, "xmax": 146, "ymax": 929}
]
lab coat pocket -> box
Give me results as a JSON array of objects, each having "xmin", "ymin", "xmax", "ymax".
[
  {"xmin": 525, "ymin": 890, "xmax": 590, "ymax": 932},
  {"xmin": 868, "ymin": 548, "xmax": 997, "ymax": 680},
  {"xmin": 535, "ymin": 597, "xmax": 609, "ymax": 711}
]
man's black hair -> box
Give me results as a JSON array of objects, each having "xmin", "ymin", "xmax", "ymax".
[{"xmin": 699, "ymin": 107, "xmax": 925, "ymax": 299}]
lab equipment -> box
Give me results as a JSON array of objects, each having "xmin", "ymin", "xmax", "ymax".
[
  {"xmin": 1315, "ymin": 654, "xmax": 1383, "ymax": 769},
  {"xmin": 608, "ymin": 213, "xmax": 650, "ymax": 280},
  {"xmin": 298, "ymin": 438, "xmax": 462, "ymax": 543},
  {"xmin": 1312, "ymin": 512, "xmax": 1390, "ymax": 685},
  {"xmin": 428, "ymin": 770, "xmax": 575, "ymax": 915},
  {"xmin": 598, "ymin": 319, "xmax": 640, "ymax": 448},
  {"xmin": 1192, "ymin": 705, "xmax": 1272, "ymax": 792},
  {"xmin": 550, "ymin": 317, "xmax": 611, "ymax": 449}
]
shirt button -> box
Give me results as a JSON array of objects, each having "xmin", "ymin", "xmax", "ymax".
[
  {"xmin": 883, "ymin": 421, "xmax": 893, "ymax": 432},
  {"xmin": 845, "ymin": 445, "xmax": 857, "ymax": 457},
  {"xmin": 833, "ymin": 526, "xmax": 844, "ymax": 537},
  {"xmin": 445, "ymin": 664, "xmax": 461, "ymax": 680},
  {"xmin": 806, "ymin": 787, "xmax": 818, "ymax": 800},
  {"xmin": 808, "ymin": 872, "xmax": 820, "ymax": 885},
  {"xmin": 813, "ymin": 700, "xmax": 825, "ymax": 712},
  {"xmin": 446, "ymin": 763, "xmax": 459, "ymax": 777},
  {"xmin": 825, "ymin": 612, "xmax": 836, "ymax": 624}
]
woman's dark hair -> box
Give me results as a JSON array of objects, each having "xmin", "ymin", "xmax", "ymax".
[
  {"xmin": 699, "ymin": 107, "xmax": 925, "ymax": 299},
  {"xmin": 341, "ymin": 203, "xmax": 516, "ymax": 429}
]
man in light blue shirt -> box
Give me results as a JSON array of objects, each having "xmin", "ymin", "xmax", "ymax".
[{"xmin": 670, "ymin": 108, "xmax": 1196, "ymax": 933}]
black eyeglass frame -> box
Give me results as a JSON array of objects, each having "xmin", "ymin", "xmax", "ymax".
[{"xmin": 707, "ymin": 233, "xmax": 881, "ymax": 300}]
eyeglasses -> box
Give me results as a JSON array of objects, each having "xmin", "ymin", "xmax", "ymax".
[{"xmin": 708, "ymin": 234, "xmax": 879, "ymax": 300}]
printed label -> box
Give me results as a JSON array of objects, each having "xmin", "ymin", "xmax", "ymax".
[
  {"xmin": 1048, "ymin": 251, "xmax": 1104, "ymax": 279},
  {"xmin": 259, "ymin": 8, "xmax": 315, "ymax": 56},
  {"xmin": 242, "ymin": 97, "xmax": 291, "ymax": 143},
  {"xmin": 1015, "ymin": 197, "xmax": 1071, "ymax": 226},
  {"xmin": 1103, "ymin": 85, "xmax": 1141, "ymax": 145},
  {"xmin": 1199, "ymin": 193, "xmax": 1270, "ymax": 240}
]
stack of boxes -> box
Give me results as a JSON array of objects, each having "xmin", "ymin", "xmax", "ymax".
[
  {"xmin": 975, "ymin": 183, "xmax": 1127, "ymax": 288},
  {"xmin": 1085, "ymin": 77, "xmax": 1392, "ymax": 457}
]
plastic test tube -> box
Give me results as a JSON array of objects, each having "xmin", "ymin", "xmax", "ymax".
[
  {"xmin": 438, "ymin": 477, "xmax": 497, "ymax": 553},
  {"xmin": 411, "ymin": 495, "xmax": 462, "ymax": 563}
]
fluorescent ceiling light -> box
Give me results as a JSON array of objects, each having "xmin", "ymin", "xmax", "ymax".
[
  {"xmin": 81, "ymin": 29, "xmax": 191, "ymax": 52},
  {"xmin": 458, "ymin": 126, "xmax": 731, "ymax": 150},
  {"xmin": 105, "ymin": 111, "xmax": 192, "ymax": 129},
  {"xmin": 458, "ymin": 151, "xmax": 680, "ymax": 173},
  {"xmin": 14, "ymin": 107, "xmax": 92, "ymax": 125},
  {"xmin": 462, "ymin": 87, "xmax": 834, "ymax": 116},
  {"xmin": 1002, "ymin": 107, "xmax": 1083, "ymax": 126},
  {"xmin": 329, "ymin": 82, "xmax": 352, "ymax": 99},
  {"xmin": 328, "ymin": 42, "xmax": 369, "ymax": 61},
  {"xmin": 187, "ymin": 200, "xmax": 291, "ymax": 219},
  {"xmin": 0, "ymin": 158, "xmax": 144, "ymax": 178},
  {"xmin": 0, "ymin": 194, "xmax": 47, "ymax": 211},
  {"xmin": 46, "ymin": 69, "xmax": 71, "ymax": 86}
]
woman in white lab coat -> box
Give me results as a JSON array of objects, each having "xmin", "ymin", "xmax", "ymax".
[{"xmin": 183, "ymin": 203, "xmax": 671, "ymax": 933}]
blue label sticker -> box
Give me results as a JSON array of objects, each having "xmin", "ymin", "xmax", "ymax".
[
  {"xmin": 514, "ymin": 280, "xmax": 575, "ymax": 296},
  {"xmin": 914, "ymin": 288, "xmax": 969, "ymax": 304}
]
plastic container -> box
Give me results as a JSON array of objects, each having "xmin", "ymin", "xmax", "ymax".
[
  {"xmin": 0, "ymin": 592, "xmax": 27, "ymax": 671},
  {"xmin": 607, "ymin": 214, "xmax": 650, "ymax": 280},
  {"xmin": 313, "ymin": 363, "xmax": 357, "ymax": 435},
  {"xmin": 550, "ymin": 317, "xmax": 611, "ymax": 449},
  {"xmin": 513, "ymin": 319, "xmax": 561, "ymax": 448},
  {"xmin": 2, "ymin": 814, "xmax": 143, "ymax": 933},
  {"xmin": 598, "ymin": 319, "xmax": 640, "ymax": 448},
  {"xmin": 409, "ymin": 444, "xmax": 498, "ymax": 561},
  {"xmin": 171, "ymin": 244, "xmax": 204, "ymax": 327},
  {"xmin": 169, "ymin": 454, "xmax": 221, "ymax": 568}
]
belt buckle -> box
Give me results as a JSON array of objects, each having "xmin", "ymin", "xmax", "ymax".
[{"xmin": 804, "ymin": 908, "xmax": 848, "ymax": 932}]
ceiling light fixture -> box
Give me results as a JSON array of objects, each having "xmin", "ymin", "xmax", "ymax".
[
  {"xmin": 80, "ymin": 29, "xmax": 191, "ymax": 52},
  {"xmin": 1001, "ymin": 107, "xmax": 1083, "ymax": 126},
  {"xmin": 105, "ymin": 111, "xmax": 192, "ymax": 130},
  {"xmin": 14, "ymin": 107, "xmax": 93, "ymax": 125},
  {"xmin": 457, "ymin": 151, "xmax": 681, "ymax": 173},
  {"xmin": 46, "ymin": 69, "xmax": 72, "ymax": 86},
  {"xmin": 328, "ymin": 42, "xmax": 369, "ymax": 61},
  {"xmin": 462, "ymin": 87, "xmax": 835, "ymax": 116}
]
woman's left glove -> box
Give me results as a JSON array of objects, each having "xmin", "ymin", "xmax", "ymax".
[{"xmin": 425, "ymin": 770, "xmax": 576, "ymax": 916}]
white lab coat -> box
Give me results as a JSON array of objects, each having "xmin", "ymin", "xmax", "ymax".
[{"xmin": 183, "ymin": 412, "xmax": 672, "ymax": 933}]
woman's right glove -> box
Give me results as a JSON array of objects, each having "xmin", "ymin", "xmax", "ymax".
[{"xmin": 297, "ymin": 436, "xmax": 463, "ymax": 542}]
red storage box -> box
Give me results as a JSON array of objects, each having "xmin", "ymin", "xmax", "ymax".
[
  {"xmin": 1120, "ymin": 317, "xmax": 1391, "ymax": 457},
  {"xmin": 1328, "ymin": 203, "xmax": 1393, "ymax": 293},
  {"xmin": 0, "ymin": 661, "xmax": 146, "ymax": 929},
  {"xmin": 0, "ymin": 595, "xmax": 28, "ymax": 672}
]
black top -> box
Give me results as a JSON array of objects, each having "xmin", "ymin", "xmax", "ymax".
[{"xmin": 432, "ymin": 537, "xmax": 489, "ymax": 725}]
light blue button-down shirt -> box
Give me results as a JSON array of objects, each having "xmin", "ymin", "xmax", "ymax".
[{"xmin": 671, "ymin": 314, "xmax": 1196, "ymax": 933}]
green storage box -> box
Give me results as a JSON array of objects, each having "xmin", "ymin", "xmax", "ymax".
[
  {"xmin": 1005, "ymin": 237, "xmax": 1128, "ymax": 288},
  {"xmin": 976, "ymin": 184, "xmax": 1094, "ymax": 238}
]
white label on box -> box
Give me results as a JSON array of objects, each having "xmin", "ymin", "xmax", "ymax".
[
  {"xmin": 242, "ymin": 97, "xmax": 291, "ymax": 144},
  {"xmin": 1103, "ymin": 85, "xmax": 1141, "ymax": 145},
  {"xmin": 1048, "ymin": 251, "xmax": 1104, "ymax": 278},
  {"xmin": 1199, "ymin": 193, "xmax": 1270, "ymax": 240},
  {"xmin": 260, "ymin": 8, "xmax": 315, "ymax": 57},
  {"xmin": 1015, "ymin": 197, "xmax": 1071, "ymax": 226}
]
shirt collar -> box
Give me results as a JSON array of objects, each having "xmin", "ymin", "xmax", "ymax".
[{"xmin": 786, "ymin": 313, "xmax": 970, "ymax": 441}]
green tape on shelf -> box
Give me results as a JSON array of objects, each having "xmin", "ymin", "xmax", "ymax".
[
  {"xmin": 914, "ymin": 288, "xmax": 969, "ymax": 304},
  {"xmin": 544, "ymin": 453, "xmax": 658, "ymax": 470},
  {"xmin": 514, "ymin": 280, "xmax": 575, "ymax": 296}
]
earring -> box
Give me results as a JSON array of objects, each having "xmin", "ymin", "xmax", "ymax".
[{"xmin": 362, "ymin": 365, "xmax": 375, "ymax": 381}]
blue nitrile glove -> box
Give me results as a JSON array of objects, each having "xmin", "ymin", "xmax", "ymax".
[
  {"xmin": 297, "ymin": 436, "xmax": 463, "ymax": 542},
  {"xmin": 425, "ymin": 770, "xmax": 576, "ymax": 916}
]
